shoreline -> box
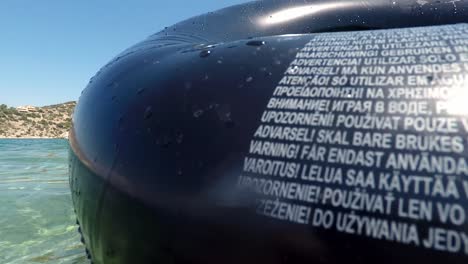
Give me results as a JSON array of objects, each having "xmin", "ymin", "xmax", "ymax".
[{"xmin": 0, "ymin": 101, "xmax": 75, "ymax": 139}]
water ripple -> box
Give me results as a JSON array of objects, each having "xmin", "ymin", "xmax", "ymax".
[{"xmin": 0, "ymin": 139, "xmax": 85, "ymax": 264}]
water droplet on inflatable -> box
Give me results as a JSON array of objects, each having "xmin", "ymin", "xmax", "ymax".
[
  {"xmin": 246, "ymin": 40, "xmax": 266, "ymax": 46},
  {"xmin": 144, "ymin": 106, "xmax": 153, "ymax": 119},
  {"xmin": 209, "ymin": 103, "xmax": 219, "ymax": 109},
  {"xmin": 193, "ymin": 110, "xmax": 204, "ymax": 118},
  {"xmin": 427, "ymin": 75, "xmax": 434, "ymax": 84},
  {"xmin": 199, "ymin": 50, "xmax": 211, "ymax": 58},
  {"xmin": 108, "ymin": 82, "xmax": 119, "ymax": 88},
  {"xmin": 246, "ymin": 76, "xmax": 254, "ymax": 83}
]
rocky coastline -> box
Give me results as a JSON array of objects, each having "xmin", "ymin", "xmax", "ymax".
[{"xmin": 0, "ymin": 102, "xmax": 76, "ymax": 139}]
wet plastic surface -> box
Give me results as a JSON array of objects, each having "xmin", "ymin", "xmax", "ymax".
[{"xmin": 70, "ymin": 1, "xmax": 468, "ymax": 263}]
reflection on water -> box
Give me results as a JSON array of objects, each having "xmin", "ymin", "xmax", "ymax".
[{"xmin": 0, "ymin": 139, "xmax": 86, "ymax": 264}]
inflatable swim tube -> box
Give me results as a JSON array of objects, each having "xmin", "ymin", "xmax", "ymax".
[{"xmin": 69, "ymin": 0, "xmax": 468, "ymax": 263}]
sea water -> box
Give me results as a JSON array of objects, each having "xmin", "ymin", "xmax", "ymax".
[{"xmin": 0, "ymin": 139, "xmax": 86, "ymax": 263}]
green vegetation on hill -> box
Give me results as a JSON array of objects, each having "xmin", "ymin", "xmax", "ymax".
[{"xmin": 0, "ymin": 102, "xmax": 76, "ymax": 138}]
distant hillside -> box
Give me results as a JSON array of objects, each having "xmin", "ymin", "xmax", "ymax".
[{"xmin": 0, "ymin": 102, "xmax": 76, "ymax": 138}]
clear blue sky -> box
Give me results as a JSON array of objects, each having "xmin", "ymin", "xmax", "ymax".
[{"xmin": 0, "ymin": 0, "xmax": 249, "ymax": 107}]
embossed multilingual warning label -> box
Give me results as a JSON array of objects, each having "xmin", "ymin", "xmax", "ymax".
[{"xmin": 237, "ymin": 24, "xmax": 468, "ymax": 255}]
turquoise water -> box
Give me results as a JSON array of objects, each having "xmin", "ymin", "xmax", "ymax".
[{"xmin": 0, "ymin": 139, "xmax": 86, "ymax": 264}]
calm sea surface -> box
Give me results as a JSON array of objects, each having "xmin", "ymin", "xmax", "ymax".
[{"xmin": 0, "ymin": 139, "xmax": 86, "ymax": 263}]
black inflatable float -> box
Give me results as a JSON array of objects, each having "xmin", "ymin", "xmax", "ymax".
[{"xmin": 69, "ymin": 0, "xmax": 468, "ymax": 263}]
